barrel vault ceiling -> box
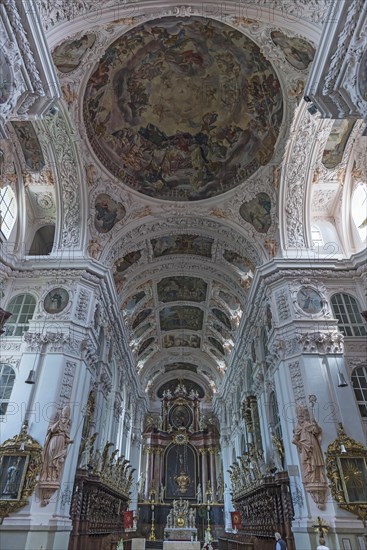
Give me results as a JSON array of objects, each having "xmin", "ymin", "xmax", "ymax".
[{"xmin": 10, "ymin": 1, "xmax": 328, "ymax": 402}]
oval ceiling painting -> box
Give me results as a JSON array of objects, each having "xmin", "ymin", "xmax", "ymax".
[{"xmin": 84, "ymin": 17, "xmax": 283, "ymax": 201}]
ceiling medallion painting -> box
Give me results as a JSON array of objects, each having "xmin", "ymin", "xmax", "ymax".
[{"xmin": 84, "ymin": 17, "xmax": 283, "ymax": 201}]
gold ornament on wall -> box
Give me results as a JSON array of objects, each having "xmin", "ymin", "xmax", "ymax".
[
  {"xmin": 0, "ymin": 421, "xmax": 42, "ymax": 519},
  {"xmin": 325, "ymin": 423, "xmax": 367, "ymax": 523}
]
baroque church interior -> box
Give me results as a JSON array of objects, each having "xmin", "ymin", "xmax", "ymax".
[{"xmin": 0, "ymin": 1, "xmax": 367, "ymax": 550}]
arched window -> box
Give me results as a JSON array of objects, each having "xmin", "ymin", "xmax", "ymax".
[
  {"xmin": 0, "ymin": 186, "xmax": 17, "ymax": 239},
  {"xmin": 270, "ymin": 392, "xmax": 283, "ymax": 440},
  {"xmin": 331, "ymin": 293, "xmax": 367, "ymax": 337},
  {"xmin": 351, "ymin": 366, "xmax": 367, "ymax": 418},
  {"xmin": 4, "ymin": 293, "xmax": 36, "ymax": 336},
  {"xmin": 0, "ymin": 364, "xmax": 16, "ymax": 415}
]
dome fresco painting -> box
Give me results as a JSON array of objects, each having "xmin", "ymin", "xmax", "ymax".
[{"xmin": 84, "ymin": 17, "xmax": 283, "ymax": 201}]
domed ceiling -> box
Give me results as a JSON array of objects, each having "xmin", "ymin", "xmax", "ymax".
[{"xmin": 83, "ymin": 17, "xmax": 283, "ymax": 201}]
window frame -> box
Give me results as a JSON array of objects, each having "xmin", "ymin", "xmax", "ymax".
[
  {"xmin": 0, "ymin": 364, "xmax": 16, "ymax": 416},
  {"xmin": 351, "ymin": 366, "xmax": 367, "ymax": 419},
  {"xmin": 0, "ymin": 185, "xmax": 17, "ymax": 240},
  {"xmin": 330, "ymin": 293, "xmax": 367, "ymax": 337},
  {"xmin": 3, "ymin": 293, "xmax": 37, "ymax": 337}
]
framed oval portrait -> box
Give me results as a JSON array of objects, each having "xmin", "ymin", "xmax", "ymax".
[{"xmin": 44, "ymin": 288, "xmax": 69, "ymax": 314}]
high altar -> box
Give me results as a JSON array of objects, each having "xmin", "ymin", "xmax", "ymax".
[{"xmin": 164, "ymin": 498, "xmax": 197, "ymax": 541}]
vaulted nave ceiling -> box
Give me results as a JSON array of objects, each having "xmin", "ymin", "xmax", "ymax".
[{"xmin": 5, "ymin": 0, "xmax": 353, "ymax": 402}]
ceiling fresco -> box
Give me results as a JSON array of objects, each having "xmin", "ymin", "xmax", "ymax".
[
  {"xmin": 223, "ymin": 250, "xmax": 255, "ymax": 273},
  {"xmin": 270, "ymin": 31, "xmax": 315, "ymax": 71},
  {"xmin": 53, "ymin": 34, "xmax": 96, "ymax": 73},
  {"xmin": 132, "ymin": 308, "xmax": 152, "ymax": 329},
  {"xmin": 164, "ymin": 362, "xmax": 198, "ymax": 373},
  {"xmin": 12, "ymin": 122, "xmax": 45, "ymax": 171},
  {"xmin": 84, "ymin": 17, "xmax": 283, "ymax": 200},
  {"xmin": 159, "ymin": 305, "xmax": 204, "ymax": 331},
  {"xmin": 151, "ymin": 235, "xmax": 213, "ymax": 257},
  {"xmin": 157, "ymin": 276, "xmax": 207, "ymax": 303},
  {"xmin": 94, "ymin": 193, "xmax": 126, "ymax": 233},
  {"xmin": 211, "ymin": 308, "xmax": 232, "ymax": 330},
  {"xmin": 239, "ymin": 192, "xmax": 272, "ymax": 233},
  {"xmin": 162, "ymin": 334, "xmax": 201, "ymax": 349}
]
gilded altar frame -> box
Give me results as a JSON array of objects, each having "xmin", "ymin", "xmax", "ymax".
[
  {"xmin": 0, "ymin": 422, "xmax": 42, "ymax": 519},
  {"xmin": 326, "ymin": 424, "xmax": 367, "ymax": 521}
]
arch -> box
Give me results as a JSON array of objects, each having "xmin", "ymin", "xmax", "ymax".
[
  {"xmin": 0, "ymin": 364, "xmax": 16, "ymax": 416},
  {"xmin": 4, "ymin": 293, "xmax": 37, "ymax": 336},
  {"xmin": 330, "ymin": 293, "xmax": 367, "ymax": 337}
]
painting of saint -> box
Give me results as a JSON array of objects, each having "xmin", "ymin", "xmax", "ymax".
[
  {"xmin": 94, "ymin": 194, "xmax": 125, "ymax": 233},
  {"xmin": 212, "ymin": 308, "xmax": 232, "ymax": 330},
  {"xmin": 83, "ymin": 17, "xmax": 283, "ymax": 201},
  {"xmin": 44, "ymin": 288, "xmax": 69, "ymax": 314},
  {"xmin": 0, "ymin": 455, "xmax": 29, "ymax": 501},
  {"xmin": 239, "ymin": 192, "xmax": 272, "ymax": 233},
  {"xmin": 160, "ymin": 306, "xmax": 204, "ymax": 331},
  {"xmin": 12, "ymin": 122, "xmax": 45, "ymax": 171},
  {"xmin": 53, "ymin": 34, "xmax": 95, "ymax": 73},
  {"xmin": 271, "ymin": 31, "xmax": 315, "ymax": 71},
  {"xmin": 152, "ymin": 235, "xmax": 213, "ymax": 258},
  {"xmin": 157, "ymin": 276, "xmax": 207, "ymax": 303}
]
